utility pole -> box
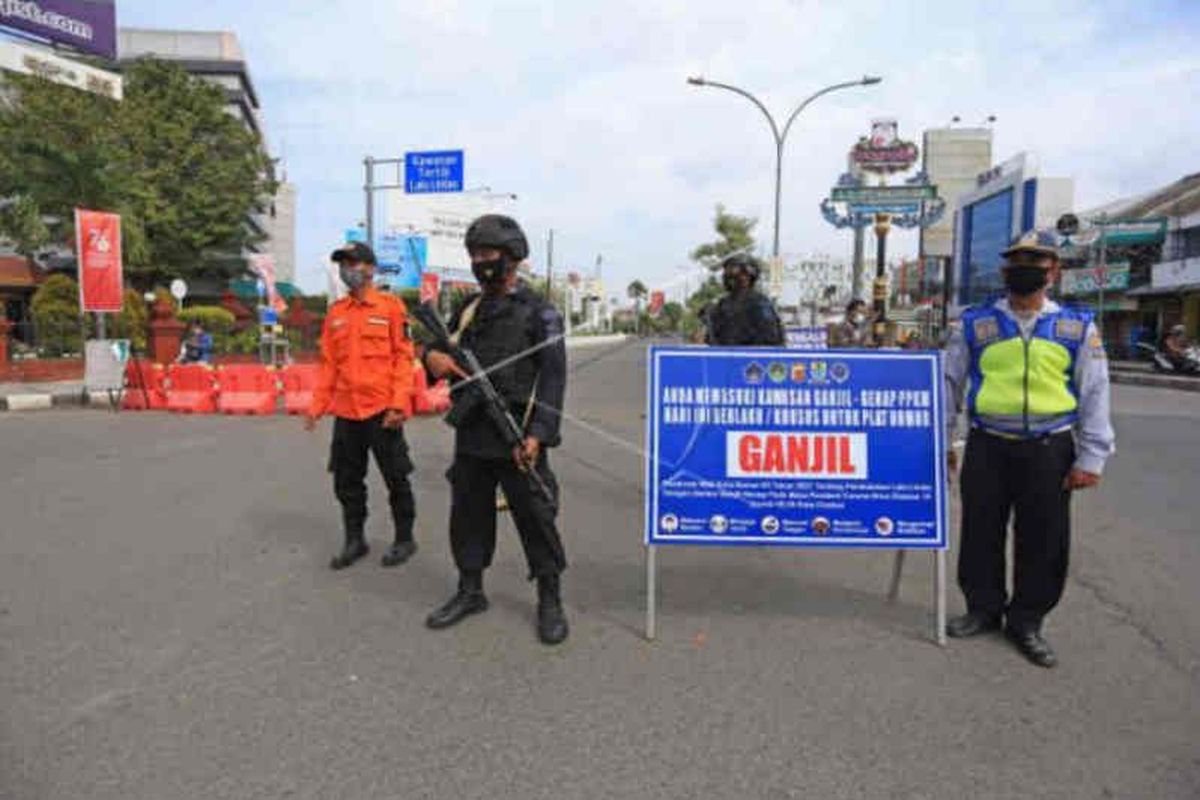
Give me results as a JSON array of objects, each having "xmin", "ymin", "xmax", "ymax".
[
  {"xmin": 1096, "ymin": 213, "xmax": 1109, "ymax": 344},
  {"xmin": 546, "ymin": 228, "xmax": 557, "ymax": 322},
  {"xmin": 364, "ymin": 157, "xmax": 375, "ymax": 246}
]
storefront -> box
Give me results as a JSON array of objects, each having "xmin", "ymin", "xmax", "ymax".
[{"xmin": 0, "ymin": 256, "xmax": 41, "ymax": 344}]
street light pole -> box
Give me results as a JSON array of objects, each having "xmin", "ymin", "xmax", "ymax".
[{"xmin": 687, "ymin": 75, "xmax": 882, "ymax": 260}]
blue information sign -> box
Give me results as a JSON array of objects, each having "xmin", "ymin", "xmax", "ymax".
[
  {"xmin": 375, "ymin": 232, "xmax": 426, "ymax": 289},
  {"xmin": 404, "ymin": 150, "xmax": 464, "ymax": 194},
  {"xmin": 645, "ymin": 347, "xmax": 947, "ymax": 549},
  {"xmin": 785, "ymin": 327, "xmax": 829, "ymax": 349}
]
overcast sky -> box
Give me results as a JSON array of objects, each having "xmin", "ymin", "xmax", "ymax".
[{"xmin": 117, "ymin": 0, "xmax": 1200, "ymax": 297}]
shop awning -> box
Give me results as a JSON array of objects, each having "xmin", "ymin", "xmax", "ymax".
[
  {"xmin": 0, "ymin": 257, "xmax": 40, "ymax": 289},
  {"xmin": 1125, "ymin": 282, "xmax": 1200, "ymax": 297}
]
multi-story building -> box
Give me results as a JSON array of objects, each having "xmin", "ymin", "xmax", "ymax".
[
  {"xmin": 951, "ymin": 152, "xmax": 1074, "ymax": 308},
  {"xmin": 920, "ymin": 126, "xmax": 992, "ymax": 307},
  {"xmin": 117, "ymin": 28, "xmax": 296, "ymax": 289}
]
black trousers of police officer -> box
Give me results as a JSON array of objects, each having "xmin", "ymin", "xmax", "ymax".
[
  {"xmin": 448, "ymin": 452, "xmax": 566, "ymax": 580},
  {"xmin": 330, "ymin": 413, "xmax": 416, "ymax": 542},
  {"xmin": 959, "ymin": 428, "xmax": 1075, "ymax": 631}
]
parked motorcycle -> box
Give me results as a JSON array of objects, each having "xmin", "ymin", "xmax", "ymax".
[{"xmin": 1136, "ymin": 341, "xmax": 1200, "ymax": 375}]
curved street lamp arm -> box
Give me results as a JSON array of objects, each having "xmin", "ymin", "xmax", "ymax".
[
  {"xmin": 697, "ymin": 79, "xmax": 782, "ymax": 146},
  {"xmin": 780, "ymin": 79, "xmax": 871, "ymax": 145}
]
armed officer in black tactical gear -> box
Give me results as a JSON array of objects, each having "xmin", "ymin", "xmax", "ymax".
[
  {"xmin": 421, "ymin": 214, "xmax": 570, "ymax": 645},
  {"xmin": 703, "ymin": 253, "xmax": 786, "ymax": 346}
]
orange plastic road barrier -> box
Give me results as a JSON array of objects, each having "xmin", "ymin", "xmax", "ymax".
[
  {"xmin": 279, "ymin": 363, "xmax": 320, "ymax": 416},
  {"xmin": 121, "ymin": 361, "xmax": 167, "ymax": 410},
  {"xmin": 216, "ymin": 364, "xmax": 279, "ymax": 415},
  {"xmin": 165, "ymin": 363, "xmax": 218, "ymax": 414}
]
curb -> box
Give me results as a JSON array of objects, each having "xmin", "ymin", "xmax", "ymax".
[
  {"xmin": 0, "ymin": 390, "xmax": 88, "ymax": 412},
  {"xmin": 567, "ymin": 334, "xmax": 630, "ymax": 348},
  {"xmin": 1110, "ymin": 370, "xmax": 1200, "ymax": 393}
]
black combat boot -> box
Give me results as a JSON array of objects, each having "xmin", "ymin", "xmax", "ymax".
[
  {"xmin": 426, "ymin": 570, "xmax": 489, "ymax": 629},
  {"xmin": 536, "ymin": 574, "xmax": 569, "ymax": 645},
  {"xmin": 329, "ymin": 530, "xmax": 369, "ymax": 570},
  {"xmin": 380, "ymin": 539, "xmax": 417, "ymax": 567}
]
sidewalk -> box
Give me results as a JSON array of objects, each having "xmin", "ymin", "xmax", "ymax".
[{"xmin": 1109, "ymin": 360, "xmax": 1200, "ymax": 392}]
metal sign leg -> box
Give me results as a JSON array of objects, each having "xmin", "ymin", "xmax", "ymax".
[
  {"xmin": 645, "ymin": 544, "xmax": 657, "ymax": 641},
  {"xmin": 934, "ymin": 549, "xmax": 947, "ymax": 647},
  {"xmin": 887, "ymin": 550, "xmax": 906, "ymax": 603}
]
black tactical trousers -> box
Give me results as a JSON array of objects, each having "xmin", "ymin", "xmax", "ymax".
[
  {"xmin": 330, "ymin": 414, "xmax": 416, "ymax": 541},
  {"xmin": 448, "ymin": 453, "xmax": 566, "ymax": 579},
  {"xmin": 959, "ymin": 428, "xmax": 1075, "ymax": 630}
]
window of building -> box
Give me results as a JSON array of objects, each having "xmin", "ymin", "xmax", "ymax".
[{"xmin": 1170, "ymin": 225, "xmax": 1200, "ymax": 261}]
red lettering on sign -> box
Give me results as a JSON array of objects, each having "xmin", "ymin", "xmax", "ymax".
[{"xmin": 739, "ymin": 434, "xmax": 761, "ymax": 472}]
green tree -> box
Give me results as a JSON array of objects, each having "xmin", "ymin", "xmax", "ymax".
[
  {"xmin": 30, "ymin": 274, "xmax": 84, "ymax": 356},
  {"xmin": 690, "ymin": 204, "xmax": 758, "ymax": 268},
  {"xmin": 0, "ymin": 58, "xmax": 276, "ymax": 288}
]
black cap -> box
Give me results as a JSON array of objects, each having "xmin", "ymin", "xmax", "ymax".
[{"xmin": 331, "ymin": 242, "xmax": 377, "ymax": 265}]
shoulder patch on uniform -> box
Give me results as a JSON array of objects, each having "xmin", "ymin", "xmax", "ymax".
[
  {"xmin": 1054, "ymin": 318, "xmax": 1085, "ymax": 341},
  {"xmin": 972, "ymin": 316, "xmax": 1000, "ymax": 345},
  {"xmin": 330, "ymin": 318, "xmax": 347, "ymax": 329}
]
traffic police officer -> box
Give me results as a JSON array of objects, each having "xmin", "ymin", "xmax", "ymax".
[
  {"xmin": 305, "ymin": 242, "xmax": 419, "ymax": 570},
  {"xmin": 704, "ymin": 253, "xmax": 786, "ymax": 346},
  {"xmin": 944, "ymin": 231, "xmax": 1115, "ymax": 667},
  {"xmin": 422, "ymin": 214, "xmax": 570, "ymax": 645}
]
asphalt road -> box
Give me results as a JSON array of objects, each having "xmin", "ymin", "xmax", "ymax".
[{"xmin": 2, "ymin": 342, "xmax": 1197, "ymax": 800}]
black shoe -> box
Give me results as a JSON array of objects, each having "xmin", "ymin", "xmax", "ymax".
[
  {"xmin": 536, "ymin": 575, "xmax": 569, "ymax": 645},
  {"xmin": 1005, "ymin": 625, "xmax": 1058, "ymax": 668},
  {"xmin": 380, "ymin": 540, "xmax": 417, "ymax": 567},
  {"xmin": 426, "ymin": 590, "xmax": 488, "ymax": 629},
  {"xmin": 329, "ymin": 537, "xmax": 369, "ymax": 570},
  {"xmin": 946, "ymin": 611, "xmax": 1002, "ymax": 638}
]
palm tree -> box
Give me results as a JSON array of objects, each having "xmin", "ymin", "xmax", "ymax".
[{"xmin": 627, "ymin": 280, "xmax": 648, "ymax": 335}]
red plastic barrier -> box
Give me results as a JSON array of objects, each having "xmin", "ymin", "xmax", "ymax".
[
  {"xmin": 165, "ymin": 363, "xmax": 218, "ymax": 414},
  {"xmin": 216, "ymin": 364, "xmax": 279, "ymax": 415},
  {"xmin": 121, "ymin": 361, "xmax": 167, "ymax": 411},
  {"xmin": 279, "ymin": 363, "xmax": 320, "ymax": 416}
]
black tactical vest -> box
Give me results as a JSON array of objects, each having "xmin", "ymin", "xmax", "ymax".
[
  {"xmin": 459, "ymin": 289, "xmax": 541, "ymax": 410},
  {"xmin": 708, "ymin": 290, "xmax": 784, "ymax": 346}
]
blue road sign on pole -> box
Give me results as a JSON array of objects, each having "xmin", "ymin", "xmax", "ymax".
[
  {"xmin": 644, "ymin": 347, "xmax": 947, "ymax": 548},
  {"xmin": 404, "ymin": 150, "xmax": 464, "ymax": 193}
]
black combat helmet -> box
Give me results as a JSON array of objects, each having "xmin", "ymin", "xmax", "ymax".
[
  {"xmin": 721, "ymin": 252, "xmax": 761, "ymax": 283},
  {"xmin": 465, "ymin": 214, "xmax": 530, "ymax": 262}
]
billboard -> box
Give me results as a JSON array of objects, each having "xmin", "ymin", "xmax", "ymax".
[
  {"xmin": 375, "ymin": 231, "xmax": 426, "ymax": 290},
  {"xmin": 0, "ymin": 0, "xmax": 116, "ymax": 60},
  {"xmin": 645, "ymin": 347, "xmax": 947, "ymax": 548}
]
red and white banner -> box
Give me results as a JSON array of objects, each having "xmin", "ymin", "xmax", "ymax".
[
  {"xmin": 75, "ymin": 208, "xmax": 123, "ymax": 312},
  {"xmin": 420, "ymin": 272, "xmax": 441, "ymax": 304}
]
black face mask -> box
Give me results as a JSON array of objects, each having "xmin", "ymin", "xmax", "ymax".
[
  {"xmin": 472, "ymin": 257, "xmax": 508, "ymax": 285},
  {"xmin": 1004, "ymin": 265, "xmax": 1048, "ymax": 296}
]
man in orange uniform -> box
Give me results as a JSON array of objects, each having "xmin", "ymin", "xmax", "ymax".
[{"xmin": 305, "ymin": 242, "xmax": 418, "ymax": 570}]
